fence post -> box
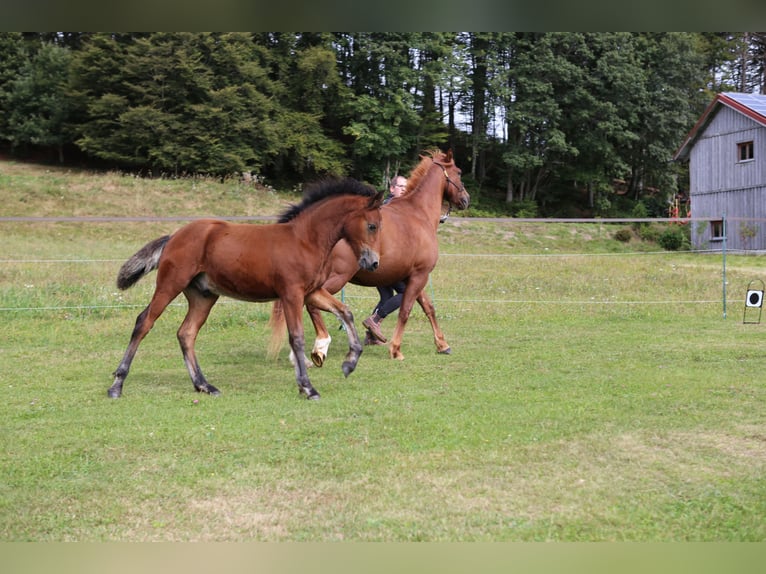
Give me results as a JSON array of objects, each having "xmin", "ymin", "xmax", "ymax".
[{"xmin": 722, "ymin": 213, "xmax": 727, "ymax": 319}]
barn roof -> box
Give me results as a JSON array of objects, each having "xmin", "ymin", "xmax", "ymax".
[{"xmin": 673, "ymin": 92, "xmax": 766, "ymax": 161}]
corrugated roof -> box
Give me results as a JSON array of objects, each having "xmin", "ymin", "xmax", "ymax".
[{"xmin": 673, "ymin": 92, "xmax": 766, "ymax": 161}]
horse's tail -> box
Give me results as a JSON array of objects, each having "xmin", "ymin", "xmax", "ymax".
[
  {"xmin": 116, "ymin": 235, "xmax": 171, "ymax": 290},
  {"xmin": 267, "ymin": 299, "xmax": 287, "ymax": 359}
]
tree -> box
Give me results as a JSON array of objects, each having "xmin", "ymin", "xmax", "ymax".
[
  {"xmin": 625, "ymin": 33, "xmax": 706, "ymax": 199},
  {"xmin": 556, "ymin": 33, "xmax": 642, "ymax": 211},
  {"xmin": 334, "ymin": 33, "xmax": 421, "ymax": 182},
  {"xmin": 5, "ymin": 41, "xmax": 73, "ymax": 162},
  {"xmin": 0, "ymin": 32, "xmax": 749, "ymax": 216},
  {"xmin": 408, "ymin": 33, "xmax": 460, "ymax": 152},
  {"xmin": 73, "ymin": 33, "xmax": 275, "ymax": 177},
  {"xmin": 0, "ymin": 33, "xmax": 27, "ymax": 145},
  {"xmin": 483, "ymin": 33, "xmax": 710, "ymax": 215},
  {"xmin": 255, "ymin": 33, "xmax": 350, "ymax": 178},
  {"xmin": 466, "ymin": 32, "xmax": 492, "ymax": 182},
  {"xmin": 492, "ymin": 33, "xmax": 581, "ymax": 204}
]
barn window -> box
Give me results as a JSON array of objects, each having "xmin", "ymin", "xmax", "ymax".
[
  {"xmin": 737, "ymin": 141, "xmax": 754, "ymax": 162},
  {"xmin": 711, "ymin": 220, "xmax": 725, "ymax": 240}
]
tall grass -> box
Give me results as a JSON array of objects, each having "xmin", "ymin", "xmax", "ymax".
[{"xmin": 1, "ymin": 161, "xmax": 765, "ymax": 541}]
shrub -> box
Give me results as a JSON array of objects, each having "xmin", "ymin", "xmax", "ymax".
[
  {"xmin": 614, "ymin": 227, "xmax": 633, "ymax": 242},
  {"xmin": 638, "ymin": 223, "xmax": 661, "ymax": 242},
  {"xmin": 658, "ymin": 226, "xmax": 685, "ymax": 251},
  {"xmin": 511, "ymin": 199, "xmax": 539, "ymax": 218}
]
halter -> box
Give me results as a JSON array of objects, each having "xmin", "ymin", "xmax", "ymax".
[
  {"xmin": 432, "ymin": 159, "xmax": 466, "ymax": 222},
  {"xmin": 432, "ymin": 160, "xmax": 464, "ymax": 195}
]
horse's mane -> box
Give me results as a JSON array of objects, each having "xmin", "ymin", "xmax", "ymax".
[
  {"xmin": 278, "ymin": 177, "xmax": 378, "ymax": 223},
  {"xmin": 405, "ymin": 149, "xmax": 449, "ymax": 194}
]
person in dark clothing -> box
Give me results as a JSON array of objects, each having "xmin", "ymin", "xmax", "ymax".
[
  {"xmin": 363, "ymin": 280, "xmax": 407, "ymax": 344},
  {"xmin": 362, "ymin": 175, "xmax": 407, "ymax": 344}
]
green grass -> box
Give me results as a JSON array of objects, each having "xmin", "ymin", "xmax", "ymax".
[{"xmin": 1, "ymin": 160, "xmax": 765, "ymax": 541}]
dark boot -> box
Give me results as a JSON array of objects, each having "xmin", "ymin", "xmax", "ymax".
[
  {"xmin": 362, "ymin": 311, "xmax": 387, "ymax": 343},
  {"xmin": 364, "ymin": 330, "xmax": 385, "ymax": 346}
]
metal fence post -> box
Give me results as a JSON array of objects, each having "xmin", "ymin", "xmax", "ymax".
[{"xmin": 722, "ymin": 213, "xmax": 727, "ymax": 319}]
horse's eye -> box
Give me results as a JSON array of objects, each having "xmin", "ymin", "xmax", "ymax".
[{"xmin": 368, "ymin": 223, "xmax": 378, "ymax": 233}]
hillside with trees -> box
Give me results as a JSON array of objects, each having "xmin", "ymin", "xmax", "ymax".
[{"xmin": 1, "ymin": 32, "xmax": 765, "ymax": 217}]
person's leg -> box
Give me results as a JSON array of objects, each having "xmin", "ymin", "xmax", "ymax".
[
  {"xmin": 378, "ymin": 292, "xmax": 403, "ymax": 319},
  {"xmin": 363, "ymin": 285, "xmax": 394, "ymax": 342}
]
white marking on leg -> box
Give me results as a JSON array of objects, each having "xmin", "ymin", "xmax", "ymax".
[
  {"xmin": 313, "ymin": 336, "xmax": 332, "ymax": 359},
  {"xmin": 288, "ymin": 349, "xmax": 313, "ymax": 369}
]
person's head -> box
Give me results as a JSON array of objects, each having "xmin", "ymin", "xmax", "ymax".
[{"xmin": 389, "ymin": 175, "xmax": 407, "ymax": 198}]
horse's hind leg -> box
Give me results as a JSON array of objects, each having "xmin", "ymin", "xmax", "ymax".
[
  {"xmin": 178, "ymin": 287, "xmax": 220, "ymax": 395},
  {"xmin": 108, "ymin": 291, "xmax": 176, "ymax": 398}
]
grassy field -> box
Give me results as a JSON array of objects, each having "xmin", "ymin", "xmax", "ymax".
[{"xmin": 1, "ymin": 160, "xmax": 765, "ymax": 541}]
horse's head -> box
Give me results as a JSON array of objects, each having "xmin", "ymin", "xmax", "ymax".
[
  {"xmin": 344, "ymin": 189, "xmax": 384, "ymax": 272},
  {"xmin": 433, "ymin": 150, "xmax": 470, "ymax": 212},
  {"xmin": 283, "ymin": 178, "xmax": 384, "ymax": 272}
]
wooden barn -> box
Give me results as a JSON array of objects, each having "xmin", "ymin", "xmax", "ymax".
[{"xmin": 674, "ymin": 92, "xmax": 766, "ymax": 251}]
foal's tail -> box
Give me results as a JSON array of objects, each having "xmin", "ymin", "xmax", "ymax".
[
  {"xmin": 116, "ymin": 235, "xmax": 171, "ymax": 290},
  {"xmin": 267, "ymin": 300, "xmax": 287, "ymax": 359}
]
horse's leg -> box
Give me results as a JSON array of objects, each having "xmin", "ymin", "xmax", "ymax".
[
  {"xmin": 415, "ymin": 290, "xmax": 451, "ymax": 355},
  {"xmin": 281, "ymin": 295, "xmax": 320, "ymax": 400},
  {"xmin": 177, "ymin": 287, "xmax": 220, "ymax": 395},
  {"xmin": 306, "ymin": 264, "xmax": 350, "ymax": 367},
  {"xmin": 305, "ymin": 288, "xmax": 362, "ymax": 377},
  {"xmin": 388, "ymin": 275, "xmax": 430, "ymax": 361},
  {"xmin": 108, "ymin": 289, "xmax": 177, "ymax": 398},
  {"xmin": 307, "ymin": 304, "xmax": 332, "ymax": 368}
]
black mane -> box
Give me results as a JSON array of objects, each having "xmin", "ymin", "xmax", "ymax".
[{"xmin": 278, "ymin": 177, "xmax": 378, "ymax": 223}]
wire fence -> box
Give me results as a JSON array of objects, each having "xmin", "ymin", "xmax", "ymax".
[
  {"xmin": 3, "ymin": 216, "xmax": 762, "ymax": 318},
  {"xmin": 0, "ymin": 249, "xmax": 731, "ymax": 315}
]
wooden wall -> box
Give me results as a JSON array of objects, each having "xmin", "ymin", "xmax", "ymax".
[{"xmin": 688, "ymin": 106, "xmax": 766, "ymax": 251}]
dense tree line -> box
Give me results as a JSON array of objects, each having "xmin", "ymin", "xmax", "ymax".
[{"xmin": 1, "ymin": 32, "xmax": 764, "ymax": 216}]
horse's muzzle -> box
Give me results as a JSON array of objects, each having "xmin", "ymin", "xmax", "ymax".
[{"xmin": 358, "ymin": 248, "xmax": 380, "ymax": 272}]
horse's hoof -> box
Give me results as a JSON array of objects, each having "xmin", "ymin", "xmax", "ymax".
[
  {"xmin": 311, "ymin": 352, "xmax": 325, "ymax": 368},
  {"xmin": 438, "ymin": 347, "xmax": 452, "ymax": 355},
  {"xmin": 341, "ymin": 362, "xmax": 356, "ymax": 378},
  {"xmin": 303, "ymin": 388, "xmax": 320, "ymax": 400},
  {"xmin": 107, "ymin": 389, "xmax": 121, "ymax": 399}
]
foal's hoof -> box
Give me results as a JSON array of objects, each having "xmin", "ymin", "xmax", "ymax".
[
  {"xmin": 311, "ymin": 351, "xmax": 325, "ymax": 368},
  {"xmin": 341, "ymin": 361, "xmax": 356, "ymax": 378},
  {"xmin": 438, "ymin": 346, "xmax": 452, "ymax": 355},
  {"xmin": 301, "ymin": 388, "xmax": 321, "ymax": 400},
  {"xmin": 107, "ymin": 389, "xmax": 122, "ymax": 399}
]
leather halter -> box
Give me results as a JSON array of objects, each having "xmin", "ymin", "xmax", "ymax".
[
  {"xmin": 432, "ymin": 159, "xmax": 465, "ymax": 221},
  {"xmin": 432, "ymin": 160, "xmax": 464, "ymax": 195}
]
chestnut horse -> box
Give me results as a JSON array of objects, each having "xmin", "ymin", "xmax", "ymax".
[
  {"xmin": 108, "ymin": 178, "xmax": 384, "ymax": 401},
  {"xmin": 270, "ymin": 149, "xmax": 469, "ymax": 364}
]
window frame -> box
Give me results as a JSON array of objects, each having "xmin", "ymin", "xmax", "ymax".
[
  {"xmin": 710, "ymin": 219, "xmax": 725, "ymax": 241},
  {"xmin": 737, "ymin": 140, "xmax": 754, "ymax": 163}
]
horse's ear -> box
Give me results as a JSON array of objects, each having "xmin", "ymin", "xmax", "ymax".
[
  {"xmin": 369, "ymin": 190, "xmax": 384, "ymax": 208},
  {"xmin": 445, "ymin": 149, "xmax": 453, "ymax": 162},
  {"xmin": 370, "ymin": 189, "xmax": 386, "ymax": 208}
]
